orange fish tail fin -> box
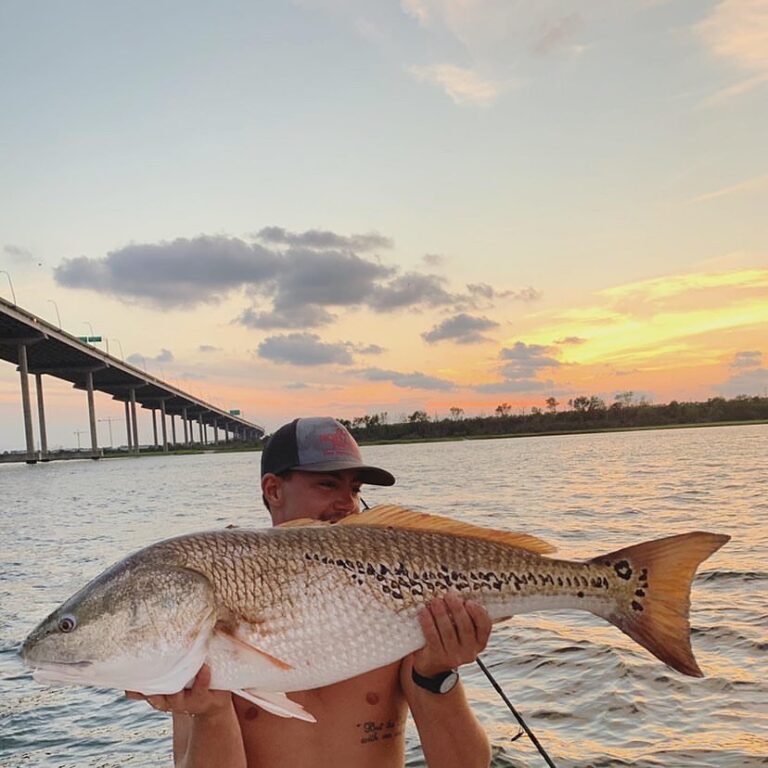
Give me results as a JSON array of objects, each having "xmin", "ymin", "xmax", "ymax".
[{"xmin": 590, "ymin": 531, "xmax": 729, "ymax": 677}]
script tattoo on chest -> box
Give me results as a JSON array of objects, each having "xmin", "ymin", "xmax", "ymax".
[{"xmin": 356, "ymin": 718, "xmax": 403, "ymax": 745}]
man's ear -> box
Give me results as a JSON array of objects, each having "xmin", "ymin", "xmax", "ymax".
[{"xmin": 262, "ymin": 473, "xmax": 282, "ymax": 507}]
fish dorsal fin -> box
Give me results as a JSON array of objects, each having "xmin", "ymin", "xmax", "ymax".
[
  {"xmin": 277, "ymin": 518, "xmax": 332, "ymax": 528},
  {"xmin": 337, "ymin": 504, "xmax": 556, "ymax": 555}
]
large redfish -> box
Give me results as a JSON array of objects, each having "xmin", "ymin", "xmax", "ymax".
[{"xmin": 20, "ymin": 505, "xmax": 729, "ymax": 722}]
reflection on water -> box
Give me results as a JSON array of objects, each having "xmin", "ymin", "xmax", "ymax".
[{"xmin": 1, "ymin": 424, "xmax": 766, "ymax": 767}]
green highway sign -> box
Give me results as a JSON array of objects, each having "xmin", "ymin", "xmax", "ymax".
[
  {"xmin": 77, "ymin": 335, "xmax": 103, "ymax": 343},
  {"xmin": 229, "ymin": 409, "xmax": 241, "ymax": 415}
]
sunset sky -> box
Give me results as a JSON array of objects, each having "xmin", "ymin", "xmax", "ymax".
[{"xmin": 1, "ymin": 0, "xmax": 766, "ymax": 451}]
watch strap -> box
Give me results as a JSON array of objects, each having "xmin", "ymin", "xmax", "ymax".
[{"xmin": 411, "ymin": 666, "xmax": 459, "ymax": 694}]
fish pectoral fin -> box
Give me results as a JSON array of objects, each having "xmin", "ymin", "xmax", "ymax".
[
  {"xmin": 213, "ymin": 625, "xmax": 294, "ymax": 671},
  {"xmin": 338, "ymin": 504, "xmax": 556, "ymax": 555},
  {"xmin": 235, "ymin": 689, "xmax": 317, "ymax": 723}
]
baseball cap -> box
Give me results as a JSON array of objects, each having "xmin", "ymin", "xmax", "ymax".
[{"xmin": 261, "ymin": 417, "xmax": 395, "ymax": 486}]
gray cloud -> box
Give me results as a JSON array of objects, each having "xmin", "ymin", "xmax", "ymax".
[
  {"xmin": 473, "ymin": 341, "xmax": 561, "ymax": 394},
  {"xmin": 731, "ymin": 350, "xmax": 762, "ymax": 369},
  {"xmin": 555, "ymin": 336, "xmax": 587, "ymax": 345},
  {"xmin": 466, "ymin": 283, "xmax": 542, "ymax": 303},
  {"xmin": 271, "ymin": 249, "xmax": 394, "ymax": 309},
  {"xmin": 257, "ymin": 333, "xmax": 355, "ymax": 366},
  {"xmin": 52, "ymin": 226, "xmax": 540, "ymax": 329},
  {"xmin": 719, "ymin": 367, "xmax": 768, "ymax": 397},
  {"xmin": 198, "ymin": 345, "xmax": 220, "ymax": 353},
  {"xmin": 353, "ymin": 343, "xmax": 385, "ymax": 355},
  {"xmin": 422, "ymin": 313, "xmax": 499, "ymax": 344},
  {"xmin": 719, "ymin": 350, "xmax": 768, "ymax": 396},
  {"xmin": 237, "ymin": 303, "xmax": 337, "ymax": 330},
  {"xmin": 423, "ymin": 253, "xmax": 444, "ymax": 266},
  {"xmin": 3, "ymin": 244, "xmax": 33, "ymax": 262},
  {"xmin": 354, "ymin": 367, "xmax": 455, "ymax": 391},
  {"xmin": 369, "ymin": 272, "xmax": 454, "ymax": 311},
  {"xmin": 55, "ymin": 235, "xmax": 279, "ymax": 308},
  {"xmin": 127, "ymin": 348, "xmax": 174, "ymax": 365},
  {"xmin": 256, "ymin": 227, "xmax": 392, "ymax": 252}
]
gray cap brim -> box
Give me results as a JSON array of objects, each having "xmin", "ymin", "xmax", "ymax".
[{"xmin": 289, "ymin": 459, "xmax": 395, "ymax": 486}]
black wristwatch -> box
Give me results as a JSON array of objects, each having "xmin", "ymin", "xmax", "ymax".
[{"xmin": 411, "ymin": 666, "xmax": 459, "ymax": 694}]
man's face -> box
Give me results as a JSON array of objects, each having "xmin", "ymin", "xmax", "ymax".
[{"xmin": 262, "ymin": 469, "xmax": 364, "ymax": 526}]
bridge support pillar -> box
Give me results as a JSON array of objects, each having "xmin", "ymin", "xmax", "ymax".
[
  {"xmin": 85, "ymin": 370, "xmax": 99, "ymax": 456},
  {"xmin": 18, "ymin": 343, "xmax": 37, "ymax": 463},
  {"xmin": 171, "ymin": 414, "xmax": 177, "ymax": 447},
  {"xmin": 124, "ymin": 400, "xmax": 133, "ymax": 451},
  {"xmin": 182, "ymin": 407, "xmax": 189, "ymax": 445},
  {"xmin": 152, "ymin": 409, "xmax": 158, "ymax": 447},
  {"xmin": 35, "ymin": 373, "xmax": 48, "ymax": 458},
  {"xmin": 130, "ymin": 388, "xmax": 139, "ymax": 454},
  {"xmin": 213, "ymin": 419, "xmax": 218, "ymax": 445},
  {"xmin": 160, "ymin": 399, "xmax": 168, "ymax": 452},
  {"xmin": 198, "ymin": 414, "xmax": 204, "ymax": 445}
]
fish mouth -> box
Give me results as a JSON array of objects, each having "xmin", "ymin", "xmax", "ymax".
[{"xmin": 26, "ymin": 659, "xmax": 95, "ymax": 686}]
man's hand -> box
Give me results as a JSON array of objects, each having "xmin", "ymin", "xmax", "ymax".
[
  {"xmin": 411, "ymin": 592, "xmax": 492, "ymax": 677},
  {"xmin": 126, "ymin": 664, "xmax": 232, "ymax": 717}
]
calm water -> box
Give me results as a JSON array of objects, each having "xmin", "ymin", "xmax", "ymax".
[{"xmin": 1, "ymin": 425, "xmax": 766, "ymax": 767}]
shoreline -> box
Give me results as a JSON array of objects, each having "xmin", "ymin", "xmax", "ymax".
[
  {"xmin": 353, "ymin": 418, "xmax": 768, "ymax": 447},
  {"xmin": 107, "ymin": 417, "xmax": 768, "ymax": 455}
]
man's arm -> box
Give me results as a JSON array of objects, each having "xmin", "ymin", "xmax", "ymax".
[
  {"xmin": 402, "ymin": 594, "xmax": 493, "ymax": 768},
  {"xmin": 126, "ymin": 665, "xmax": 247, "ymax": 768}
]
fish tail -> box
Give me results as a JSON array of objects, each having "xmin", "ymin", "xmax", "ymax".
[{"xmin": 590, "ymin": 531, "xmax": 729, "ymax": 677}]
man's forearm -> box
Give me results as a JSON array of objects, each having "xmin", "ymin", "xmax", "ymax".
[
  {"xmin": 173, "ymin": 704, "xmax": 247, "ymax": 768},
  {"xmin": 407, "ymin": 678, "xmax": 491, "ymax": 768}
]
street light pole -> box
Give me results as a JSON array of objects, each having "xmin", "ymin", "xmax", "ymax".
[
  {"xmin": 47, "ymin": 300, "xmax": 62, "ymax": 328},
  {"xmin": 83, "ymin": 321, "xmax": 95, "ymax": 339},
  {"xmin": 98, "ymin": 418, "xmax": 119, "ymax": 447},
  {"xmin": 0, "ymin": 270, "xmax": 17, "ymax": 304},
  {"xmin": 111, "ymin": 339, "xmax": 124, "ymax": 359}
]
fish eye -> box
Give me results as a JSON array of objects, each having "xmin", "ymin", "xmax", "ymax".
[{"xmin": 58, "ymin": 615, "xmax": 77, "ymax": 633}]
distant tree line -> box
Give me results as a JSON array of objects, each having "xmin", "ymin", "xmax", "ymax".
[{"xmin": 337, "ymin": 393, "xmax": 768, "ymax": 443}]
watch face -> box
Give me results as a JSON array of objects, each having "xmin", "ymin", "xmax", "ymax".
[{"xmin": 438, "ymin": 671, "xmax": 459, "ymax": 694}]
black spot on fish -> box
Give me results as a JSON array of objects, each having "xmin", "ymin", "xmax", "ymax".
[
  {"xmin": 635, "ymin": 589, "xmax": 646, "ymax": 597},
  {"xmin": 557, "ymin": 577, "xmax": 563, "ymax": 586},
  {"xmin": 614, "ymin": 560, "xmax": 633, "ymax": 580},
  {"xmin": 602, "ymin": 560, "xmax": 612, "ymax": 567},
  {"xmin": 590, "ymin": 577, "xmax": 604, "ymax": 588},
  {"xmin": 632, "ymin": 600, "xmax": 644, "ymax": 612},
  {"xmin": 577, "ymin": 591, "xmax": 584, "ymax": 598},
  {"xmin": 367, "ymin": 564, "xmax": 376, "ymax": 575}
]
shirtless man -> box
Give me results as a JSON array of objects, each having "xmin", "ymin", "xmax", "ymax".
[{"xmin": 128, "ymin": 417, "xmax": 493, "ymax": 768}]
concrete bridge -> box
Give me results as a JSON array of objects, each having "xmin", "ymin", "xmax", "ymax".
[{"xmin": 0, "ymin": 296, "xmax": 264, "ymax": 463}]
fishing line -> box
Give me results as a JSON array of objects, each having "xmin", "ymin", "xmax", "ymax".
[
  {"xmin": 476, "ymin": 656, "xmax": 558, "ymax": 767},
  {"xmin": 361, "ymin": 497, "xmax": 556, "ymax": 765}
]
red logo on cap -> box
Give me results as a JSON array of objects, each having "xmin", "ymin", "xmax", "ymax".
[{"xmin": 318, "ymin": 427, "xmax": 358, "ymax": 458}]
